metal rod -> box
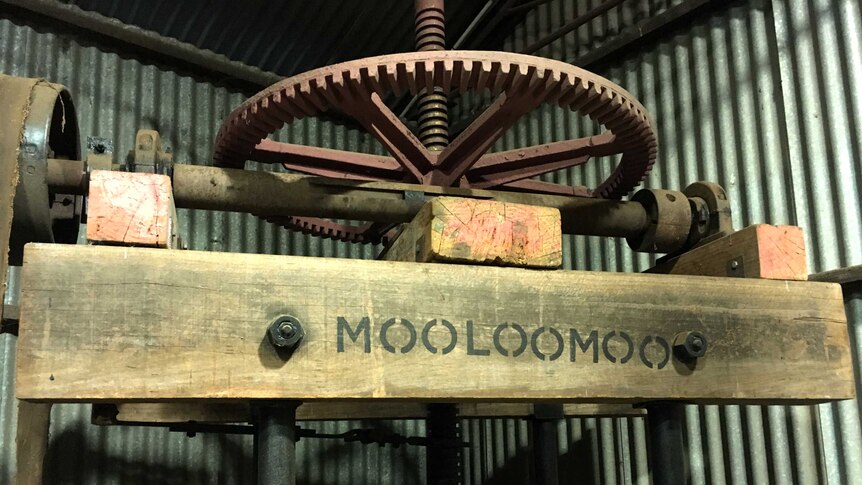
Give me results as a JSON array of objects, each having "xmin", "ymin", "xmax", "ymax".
[
  {"xmin": 46, "ymin": 158, "xmax": 86, "ymax": 193},
  {"xmin": 45, "ymin": 160, "xmax": 653, "ymax": 239},
  {"xmin": 255, "ymin": 401, "xmax": 299, "ymax": 485},
  {"xmin": 426, "ymin": 403, "xmax": 462, "ymax": 485},
  {"xmin": 574, "ymin": 0, "xmax": 718, "ymax": 68},
  {"xmin": 506, "ymin": 0, "xmax": 557, "ymax": 14},
  {"xmin": 645, "ymin": 402, "xmax": 688, "ymax": 485},
  {"xmin": 519, "ymin": 0, "xmax": 625, "ymax": 54},
  {"xmin": 171, "ymin": 165, "xmax": 652, "ymax": 238},
  {"xmin": 531, "ymin": 404, "xmax": 561, "ymax": 485}
]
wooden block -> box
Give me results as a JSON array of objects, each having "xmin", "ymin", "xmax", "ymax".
[
  {"xmin": 86, "ymin": 170, "xmax": 177, "ymax": 248},
  {"xmin": 384, "ymin": 197, "xmax": 561, "ymax": 268},
  {"xmin": 16, "ymin": 244, "xmax": 853, "ymax": 403},
  {"xmin": 647, "ymin": 224, "xmax": 807, "ymax": 280},
  {"xmin": 104, "ymin": 402, "xmax": 641, "ymax": 424}
]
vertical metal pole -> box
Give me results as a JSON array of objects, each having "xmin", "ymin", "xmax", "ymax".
[
  {"xmin": 414, "ymin": 1, "xmax": 461, "ymax": 483},
  {"xmin": 426, "ymin": 403, "xmax": 462, "ymax": 485},
  {"xmin": 645, "ymin": 402, "xmax": 687, "ymax": 485},
  {"xmin": 531, "ymin": 404, "xmax": 561, "ymax": 485},
  {"xmin": 255, "ymin": 401, "xmax": 300, "ymax": 485}
]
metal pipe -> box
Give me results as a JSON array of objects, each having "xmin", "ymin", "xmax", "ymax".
[
  {"xmin": 531, "ymin": 404, "xmax": 561, "ymax": 485},
  {"xmin": 44, "ymin": 160, "xmax": 652, "ymax": 239},
  {"xmin": 46, "ymin": 158, "xmax": 86, "ymax": 193},
  {"xmin": 426, "ymin": 403, "xmax": 461, "ymax": 485},
  {"xmin": 519, "ymin": 0, "xmax": 625, "ymax": 55},
  {"xmin": 506, "ymin": 0, "xmax": 557, "ymax": 14},
  {"xmin": 645, "ymin": 402, "xmax": 688, "ymax": 485},
  {"xmin": 170, "ymin": 164, "xmax": 651, "ymax": 238},
  {"xmin": 254, "ymin": 401, "xmax": 299, "ymax": 485}
]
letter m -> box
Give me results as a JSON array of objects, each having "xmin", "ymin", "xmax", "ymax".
[
  {"xmin": 570, "ymin": 329, "xmax": 598, "ymax": 363},
  {"xmin": 337, "ymin": 316, "xmax": 371, "ymax": 353}
]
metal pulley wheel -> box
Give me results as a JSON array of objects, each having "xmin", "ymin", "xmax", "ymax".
[
  {"xmin": 212, "ymin": 51, "xmax": 659, "ymax": 244},
  {"xmin": 0, "ymin": 75, "xmax": 82, "ymax": 265}
]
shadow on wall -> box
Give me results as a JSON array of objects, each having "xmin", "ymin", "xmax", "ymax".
[
  {"xmin": 479, "ymin": 425, "xmax": 598, "ymax": 485},
  {"xmin": 41, "ymin": 418, "xmax": 425, "ymax": 485},
  {"xmin": 44, "ymin": 428, "xmax": 250, "ymax": 484}
]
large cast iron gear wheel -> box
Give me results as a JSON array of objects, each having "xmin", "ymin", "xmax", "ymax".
[{"xmin": 212, "ymin": 51, "xmax": 657, "ymax": 244}]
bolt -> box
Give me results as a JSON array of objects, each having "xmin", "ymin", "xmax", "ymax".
[
  {"xmin": 267, "ymin": 315, "xmax": 304, "ymax": 351},
  {"xmin": 730, "ymin": 260, "xmax": 739, "ymax": 270},
  {"xmin": 673, "ymin": 331, "xmax": 708, "ymax": 362}
]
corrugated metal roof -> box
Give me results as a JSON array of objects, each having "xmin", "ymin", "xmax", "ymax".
[{"xmin": 61, "ymin": 0, "xmax": 495, "ymax": 76}]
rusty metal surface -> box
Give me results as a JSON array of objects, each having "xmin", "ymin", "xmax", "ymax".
[
  {"xmin": 415, "ymin": 0, "xmax": 450, "ymax": 152},
  {"xmin": 213, "ymin": 51, "xmax": 657, "ymax": 242}
]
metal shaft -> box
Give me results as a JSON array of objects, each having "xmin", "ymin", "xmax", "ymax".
[
  {"xmin": 645, "ymin": 402, "xmax": 688, "ymax": 485},
  {"xmin": 426, "ymin": 403, "xmax": 461, "ymax": 485},
  {"xmin": 415, "ymin": 5, "xmax": 461, "ymax": 480},
  {"xmin": 45, "ymin": 160, "xmax": 653, "ymax": 239},
  {"xmin": 531, "ymin": 404, "xmax": 561, "ymax": 485},
  {"xmin": 255, "ymin": 401, "xmax": 299, "ymax": 485}
]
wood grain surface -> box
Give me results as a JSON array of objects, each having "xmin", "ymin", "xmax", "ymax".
[{"xmin": 16, "ymin": 244, "xmax": 852, "ymax": 403}]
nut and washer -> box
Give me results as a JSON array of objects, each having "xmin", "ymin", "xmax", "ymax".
[
  {"xmin": 673, "ymin": 331, "xmax": 708, "ymax": 362},
  {"xmin": 267, "ymin": 315, "xmax": 304, "ymax": 350}
]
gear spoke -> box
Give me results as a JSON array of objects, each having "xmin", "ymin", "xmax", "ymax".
[
  {"xmin": 340, "ymin": 89, "xmax": 436, "ymax": 181},
  {"xmin": 466, "ymin": 132, "xmax": 620, "ymax": 187},
  {"xmin": 469, "ymin": 155, "xmax": 590, "ymax": 188},
  {"xmin": 250, "ymin": 140, "xmax": 404, "ymax": 181},
  {"xmin": 433, "ymin": 89, "xmax": 543, "ymax": 186},
  {"xmin": 500, "ymin": 179, "xmax": 591, "ymax": 197}
]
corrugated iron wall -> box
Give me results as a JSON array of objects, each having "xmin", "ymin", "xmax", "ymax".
[
  {"xmin": 482, "ymin": 0, "xmax": 862, "ymax": 483},
  {"xmin": 2, "ymin": 0, "xmax": 861, "ymax": 483},
  {"xmin": 0, "ymin": 14, "xmax": 424, "ymax": 485}
]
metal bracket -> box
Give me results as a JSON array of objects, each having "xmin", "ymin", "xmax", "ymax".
[{"xmin": 124, "ymin": 129, "xmax": 173, "ymax": 176}]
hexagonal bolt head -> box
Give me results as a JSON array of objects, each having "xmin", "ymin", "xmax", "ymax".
[
  {"xmin": 267, "ymin": 315, "xmax": 304, "ymax": 350},
  {"xmin": 673, "ymin": 331, "xmax": 708, "ymax": 362}
]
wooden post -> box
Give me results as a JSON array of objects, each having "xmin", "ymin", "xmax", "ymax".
[
  {"xmin": 15, "ymin": 401, "xmax": 51, "ymax": 485},
  {"xmin": 382, "ymin": 196, "xmax": 564, "ymax": 485}
]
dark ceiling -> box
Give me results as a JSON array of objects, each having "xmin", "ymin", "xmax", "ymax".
[{"xmin": 62, "ymin": 0, "xmax": 522, "ymax": 77}]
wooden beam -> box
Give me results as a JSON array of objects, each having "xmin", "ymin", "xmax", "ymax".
[
  {"xmin": 811, "ymin": 264, "xmax": 862, "ymax": 285},
  {"xmin": 16, "ymin": 243, "xmax": 852, "ymax": 403},
  {"xmin": 647, "ymin": 224, "xmax": 807, "ymax": 280},
  {"xmin": 99, "ymin": 402, "xmax": 642, "ymax": 424},
  {"xmin": 383, "ymin": 197, "xmax": 562, "ymax": 268},
  {"xmin": 86, "ymin": 170, "xmax": 177, "ymax": 248}
]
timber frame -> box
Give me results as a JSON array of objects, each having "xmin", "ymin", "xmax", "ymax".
[
  {"xmin": 3, "ymin": 118, "xmax": 855, "ymax": 483},
  {"xmin": 8, "ymin": 157, "xmax": 858, "ymax": 485},
  {"xmin": 15, "ymin": 242, "xmax": 853, "ymax": 404}
]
